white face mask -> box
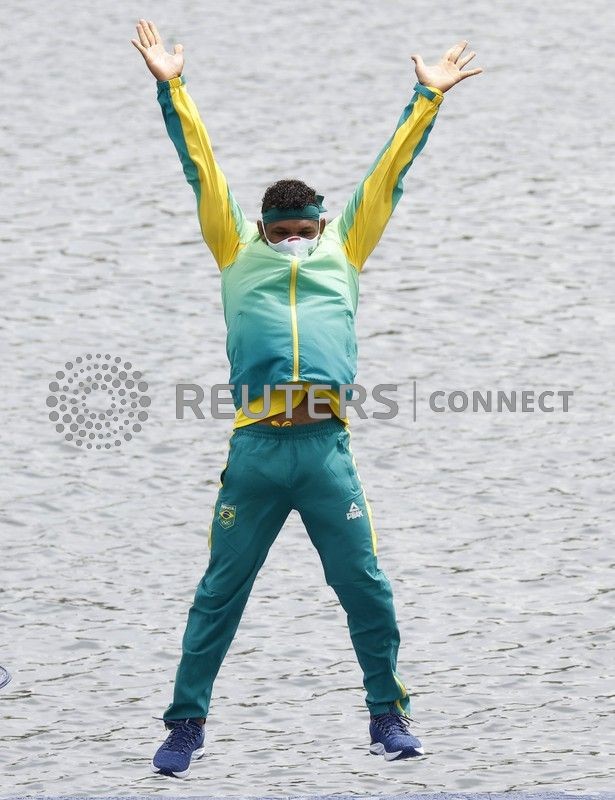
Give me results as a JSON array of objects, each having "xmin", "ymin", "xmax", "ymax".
[{"xmin": 261, "ymin": 221, "xmax": 320, "ymax": 258}]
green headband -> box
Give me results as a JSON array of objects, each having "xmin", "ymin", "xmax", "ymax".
[{"xmin": 262, "ymin": 194, "xmax": 327, "ymax": 224}]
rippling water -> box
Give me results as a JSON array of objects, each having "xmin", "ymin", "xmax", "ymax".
[{"xmin": 1, "ymin": 0, "xmax": 614, "ymax": 795}]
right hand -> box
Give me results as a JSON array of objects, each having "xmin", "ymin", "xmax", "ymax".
[{"xmin": 131, "ymin": 18, "xmax": 184, "ymax": 81}]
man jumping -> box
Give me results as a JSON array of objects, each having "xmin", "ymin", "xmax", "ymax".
[{"xmin": 132, "ymin": 18, "xmax": 481, "ymax": 777}]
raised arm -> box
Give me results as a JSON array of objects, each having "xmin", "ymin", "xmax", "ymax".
[
  {"xmin": 132, "ymin": 19, "xmax": 253, "ymax": 270},
  {"xmin": 338, "ymin": 40, "xmax": 482, "ymax": 271}
]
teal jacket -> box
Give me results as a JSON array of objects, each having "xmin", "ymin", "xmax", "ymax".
[{"xmin": 156, "ymin": 75, "xmax": 443, "ymax": 409}]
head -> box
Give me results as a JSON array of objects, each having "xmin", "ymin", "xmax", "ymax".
[{"xmin": 257, "ymin": 179, "xmax": 326, "ymax": 249}]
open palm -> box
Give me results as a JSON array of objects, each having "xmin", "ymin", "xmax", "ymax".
[
  {"xmin": 131, "ymin": 19, "xmax": 184, "ymax": 82},
  {"xmin": 411, "ymin": 40, "xmax": 482, "ymax": 92}
]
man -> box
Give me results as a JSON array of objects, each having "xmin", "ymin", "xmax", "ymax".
[{"xmin": 132, "ymin": 18, "xmax": 481, "ymax": 777}]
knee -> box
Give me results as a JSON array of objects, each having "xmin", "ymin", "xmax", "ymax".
[
  {"xmin": 193, "ymin": 565, "xmax": 252, "ymax": 606},
  {"xmin": 324, "ymin": 550, "xmax": 385, "ymax": 588},
  {"xmin": 329, "ymin": 566, "xmax": 395, "ymax": 612}
]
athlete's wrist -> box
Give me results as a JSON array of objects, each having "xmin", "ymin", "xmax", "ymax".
[
  {"xmin": 156, "ymin": 74, "xmax": 184, "ymax": 90},
  {"xmin": 414, "ymin": 83, "xmax": 444, "ymax": 101}
]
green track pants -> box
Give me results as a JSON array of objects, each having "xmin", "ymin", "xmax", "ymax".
[{"xmin": 163, "ymin": 417, "xmax": 411, "ymax": 721}]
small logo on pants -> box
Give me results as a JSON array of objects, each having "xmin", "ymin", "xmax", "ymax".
[
  {"xmin": 218, "ymin": 503, "xmax": 237, "ymax": 529},
  {"xmin": 346, "ymin": 501, "xmax": 363, "ymax": 520}
]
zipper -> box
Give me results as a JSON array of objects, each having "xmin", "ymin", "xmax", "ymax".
[{"xmin": 289, "ymin": 257, "xmax": 300, "ymax": 380}]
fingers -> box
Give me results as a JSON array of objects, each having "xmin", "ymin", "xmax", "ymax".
[
  {"xmin": 451, "ymin": 40, "xmax": 468, "ymax": 62},
  {"xmin": 445, "ymin": 40, "xmax": 468, "ymax": 63},
  {"xmin": 148, "ymin": 19, "xmax": 162, "ymax": 44},
  {"xmin": 130, "ymin": 38, "xmax": 147, "ymax": 56},
  {"xmin": 136, "ymin": 19, "xmax": 156, "ymax": 48},
  {"xmin": 457, "ymin": 66, "xmax": 484, "ymax": 81},
  {"xmin": 139, "ymin": 18, "xmax": 156, "ymax": 46},
  {"xmin": 458, "ymin": 50, "xmax": 476, "ymax": 69},
  {"xmin": 174, "ymin": 43, "xmax": 184, "ymax": 55},
  {"xmin": 136, "ymin": 22, "xmax": 150, "ymax": 48},
  {"xmin": 410, "ymin": 53, "xmax": 425, "ymax": 70}
]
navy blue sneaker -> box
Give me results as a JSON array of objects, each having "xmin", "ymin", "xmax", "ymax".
[
  {"xmin": 151, "ymin": 719, "xmax": 205, "ymax": 778},
  {"xmin": 369, "ymin": 710, "xmax": 424, "ymax": 760}
]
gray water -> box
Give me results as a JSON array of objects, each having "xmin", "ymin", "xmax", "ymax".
[{"xmin": 1, "ymin": 0, "xmax": 614, "ymax": 795}]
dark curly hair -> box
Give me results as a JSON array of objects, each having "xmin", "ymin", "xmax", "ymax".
[{"xmin": 261, "ymin": 179, "xmax": 318, "ymax": 213}]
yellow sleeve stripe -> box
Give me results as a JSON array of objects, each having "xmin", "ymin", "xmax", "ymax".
[
  {"xmin": 341, "ymin": 88, "xmax": 443, "ymax": 270},
  {"xmin": 162, "ymin": 77, "xmax": 245, "ymax": 269}
]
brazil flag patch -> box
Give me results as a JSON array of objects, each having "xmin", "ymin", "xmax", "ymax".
[{"xmin": 218, "ymin": 503, "xmax": 236, "ymax": 529}]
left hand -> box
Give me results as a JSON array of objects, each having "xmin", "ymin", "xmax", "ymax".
[{"xmin": 411, "ymin": 40, "xmax": 483, "ymax": 93}]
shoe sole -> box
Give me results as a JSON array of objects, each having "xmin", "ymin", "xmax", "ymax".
[
  {"xmin": 150, "ymin": 747, "xmax": 205, "ymax": 778},
  {"xmin": 369, "ymin": 741, "xmax": 425, "ymax": 760}
]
